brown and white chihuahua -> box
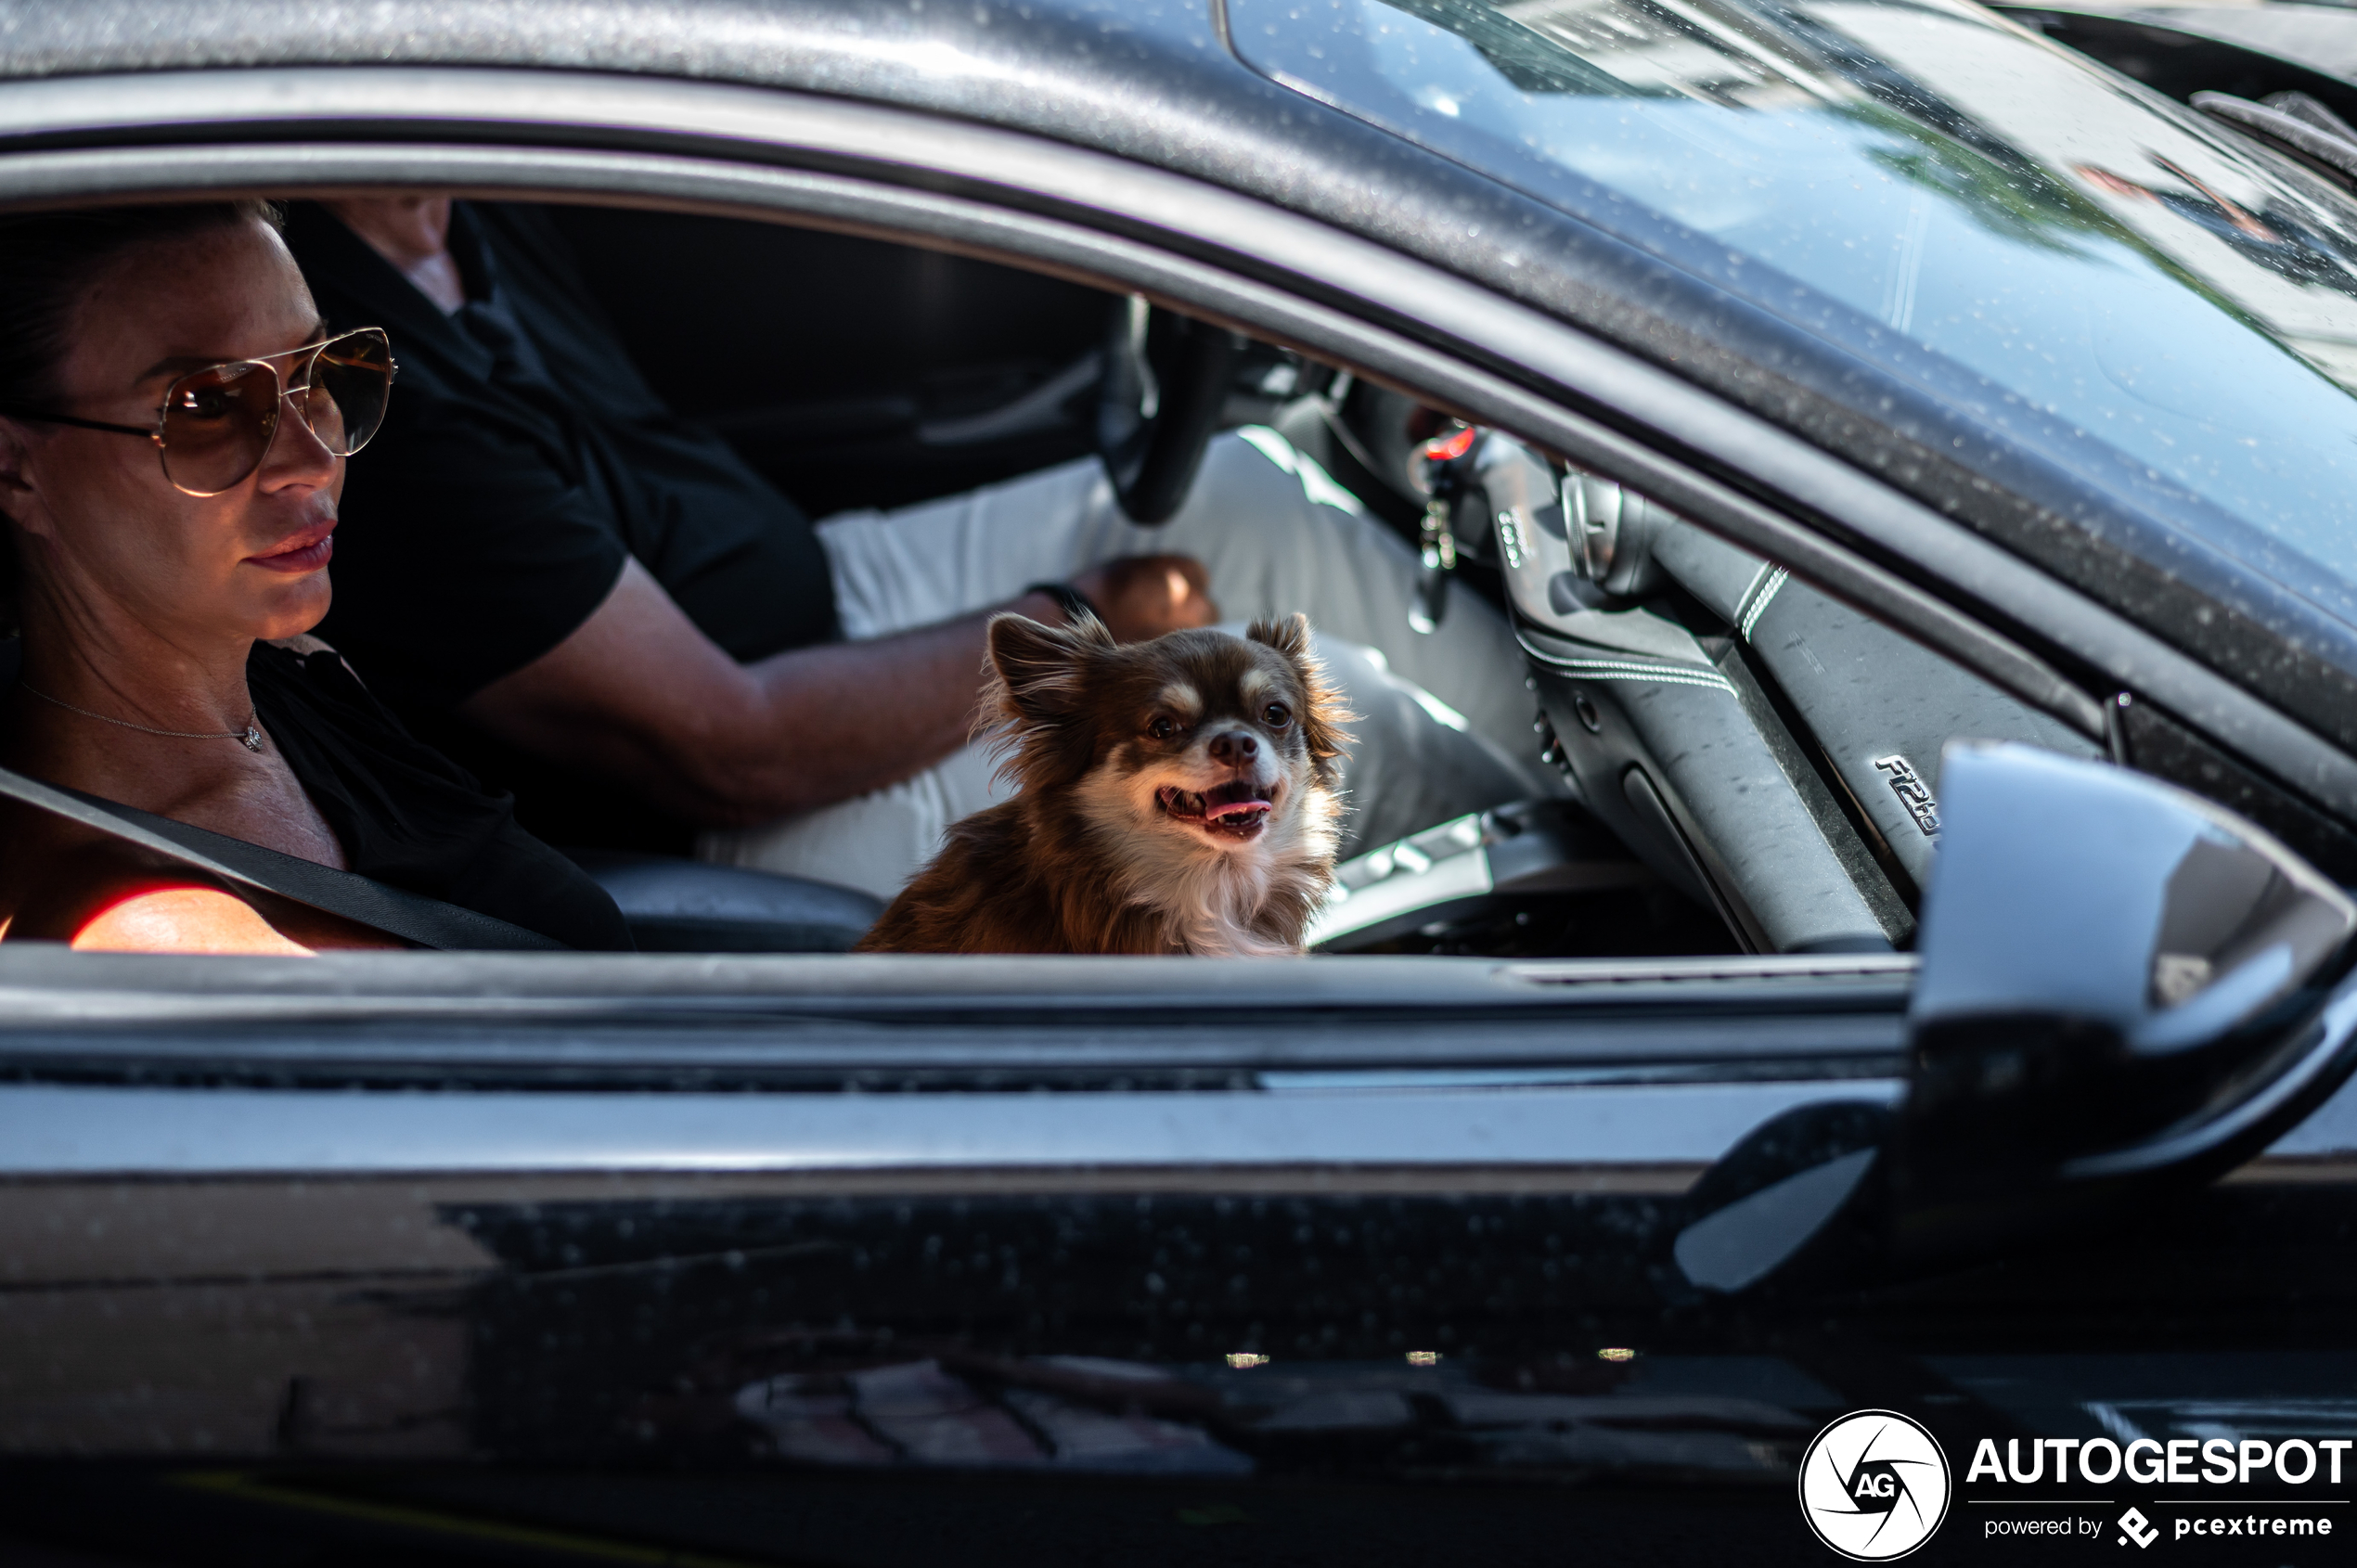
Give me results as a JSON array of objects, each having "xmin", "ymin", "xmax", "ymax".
[{"xmin": 858, "ymin": 611, "xmax": 1348, "ymax": 955}]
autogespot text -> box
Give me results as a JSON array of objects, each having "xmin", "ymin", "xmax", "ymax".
[{"xmin": 1967, "ymin": 1436, "xmax": 2351, "ymax": 1486}]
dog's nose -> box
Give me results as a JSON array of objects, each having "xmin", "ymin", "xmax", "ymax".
[{"xmin": 1207, "ymin": 731, "xmax": 1258, "ymax": 765}]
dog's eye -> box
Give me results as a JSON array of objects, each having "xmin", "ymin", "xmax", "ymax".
[
  {"xmin": 1263, "ymin": 702, "xmax": 1292, "ymax": 728},
  {"xmin": 1148, "ymin": 715, "xmax": 1178, "ymax": 741}
]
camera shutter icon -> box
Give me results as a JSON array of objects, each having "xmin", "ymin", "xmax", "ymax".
[{"xmin": 1797, "ymin": 1410, "xmax": 1952, "ymax": 1561}]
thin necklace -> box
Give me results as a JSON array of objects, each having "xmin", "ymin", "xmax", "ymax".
[{"xmin": 19, "ymin": 681, "xmax": 264, "ymax": 752}]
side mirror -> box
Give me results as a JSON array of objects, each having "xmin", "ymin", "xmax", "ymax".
[
  {"xmin": 1672, "ymin": 742, "xmax": 2357, "ymax": 1292},
  {"xmin": 1891, "ymin": 742, "xmax": 2357, "ymax": 1254}
]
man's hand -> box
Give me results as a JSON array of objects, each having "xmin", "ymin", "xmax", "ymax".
[{"xmin": 1071, "ymin": 555, "xmax": 1218, "ymax": 642}]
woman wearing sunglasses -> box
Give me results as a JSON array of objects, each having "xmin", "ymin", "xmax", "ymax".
[{"xmin": 0, "ymin": 201, "xmax": 628, "ymax": 951}]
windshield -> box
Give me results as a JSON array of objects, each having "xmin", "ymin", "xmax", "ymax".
[{"xmin": 1229, "ymin": 0, "xmax": 2357, "ymax": 630}]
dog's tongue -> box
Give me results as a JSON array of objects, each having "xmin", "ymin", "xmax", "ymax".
[{"xmin": 1204, "ymin": 779, "xmax": 1272, "ymax": 821}]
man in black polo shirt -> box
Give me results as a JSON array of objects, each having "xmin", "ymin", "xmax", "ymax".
[{"xmin": 291, "ymin": 198, "xmax": 1550, "ymax": 898}]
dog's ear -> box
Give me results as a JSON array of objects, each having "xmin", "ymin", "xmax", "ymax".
[
  {"xmin": 981, "ymin": 612, "xmax": 1114, "ymax": 793},
  {"xmin": 1248, "ymin": 614, "xmax": 1353, "ymax": 786},
  {"xmin": 1246, "ymin": 613, "xmax": 1313, "ymax": 662},
  {"xmin": 986, "ymin": 612, "xmax": 1106, "ymax": 725}
]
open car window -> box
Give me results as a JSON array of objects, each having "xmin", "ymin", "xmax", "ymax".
[
  {"xmin": 0, "ymin": 197, "xmax": 2325, "ymax": 968},
  {"xmin": 187, "ymin": 200, "xmax": 2129, "ymax": 968}
]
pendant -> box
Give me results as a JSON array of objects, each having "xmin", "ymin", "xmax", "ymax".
[{"xmin": 239, "ymin": 726, "xmax": 264, "ymax": 753}]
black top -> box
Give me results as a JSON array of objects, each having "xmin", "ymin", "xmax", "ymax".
[
  {"xmin": 287, "ymin": 200, "xmax": 839, "ymax": 713},
  {"xmin": 250, "ymin": 640, "xmax": 633, "ymax": 951}
]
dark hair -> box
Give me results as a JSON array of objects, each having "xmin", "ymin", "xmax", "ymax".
[
  {"xmin": 0, "ymin": 200, "xmax": 284, "ymax": 632},
  {"xmin": 0, "ymin": 200, "xmax": 284, "ymax": 414}
]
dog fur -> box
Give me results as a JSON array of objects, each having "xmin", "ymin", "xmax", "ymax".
[{"xmin": 857, "ymin": 611, "xmax": 1348, "ymax": 956}]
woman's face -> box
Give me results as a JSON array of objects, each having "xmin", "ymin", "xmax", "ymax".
[{"xmin": 2, "ymin": 218, "xmax": 341, "ymax": 648}]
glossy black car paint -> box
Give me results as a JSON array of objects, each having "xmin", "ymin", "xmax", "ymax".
[{"xmin": 2, "ymin": 2, "xmax": 2357, "ymax": 1563}]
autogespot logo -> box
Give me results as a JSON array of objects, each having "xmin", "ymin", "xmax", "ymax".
[{"xmin": 1799, "ymin": 1409, "xmax": 1954, "ymax": 1561}]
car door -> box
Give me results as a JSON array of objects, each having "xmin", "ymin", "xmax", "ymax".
[{"xmin": 0, "ymin": 837, "xmax": 2351, "ymax": 1565}]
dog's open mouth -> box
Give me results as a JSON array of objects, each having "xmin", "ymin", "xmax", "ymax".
[{"xmin": 1157, "ymin": 779, "xmax": 1275, "ymax": 839}]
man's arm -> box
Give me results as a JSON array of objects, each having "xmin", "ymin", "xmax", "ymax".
[{"xmin": 459, "ymin": 555, "xmax": 1215, "ymax": 828}]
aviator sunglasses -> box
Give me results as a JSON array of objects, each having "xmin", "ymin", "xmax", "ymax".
[{"xmin": 0, "ymin": 326, "xmax": 396, "ymax": 497}]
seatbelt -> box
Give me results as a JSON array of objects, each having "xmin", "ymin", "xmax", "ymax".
[{"xmin": 0, "ymin": 762, "xmax": 567, "ymax": 952}]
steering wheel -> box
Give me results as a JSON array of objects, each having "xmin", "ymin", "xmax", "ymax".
[{"xmin": 1095, "ymin": 296, "xmax": 1241, "ymax": 524}]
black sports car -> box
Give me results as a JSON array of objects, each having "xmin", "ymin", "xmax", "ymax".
[{"xmin": 0, "ymin": 0, "xmax": 2355, "ymax": 1562}]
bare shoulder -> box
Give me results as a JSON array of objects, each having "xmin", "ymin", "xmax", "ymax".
[{"xmin": 0, "ymin": 803, "xmax": 389, "ymax": 953}]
